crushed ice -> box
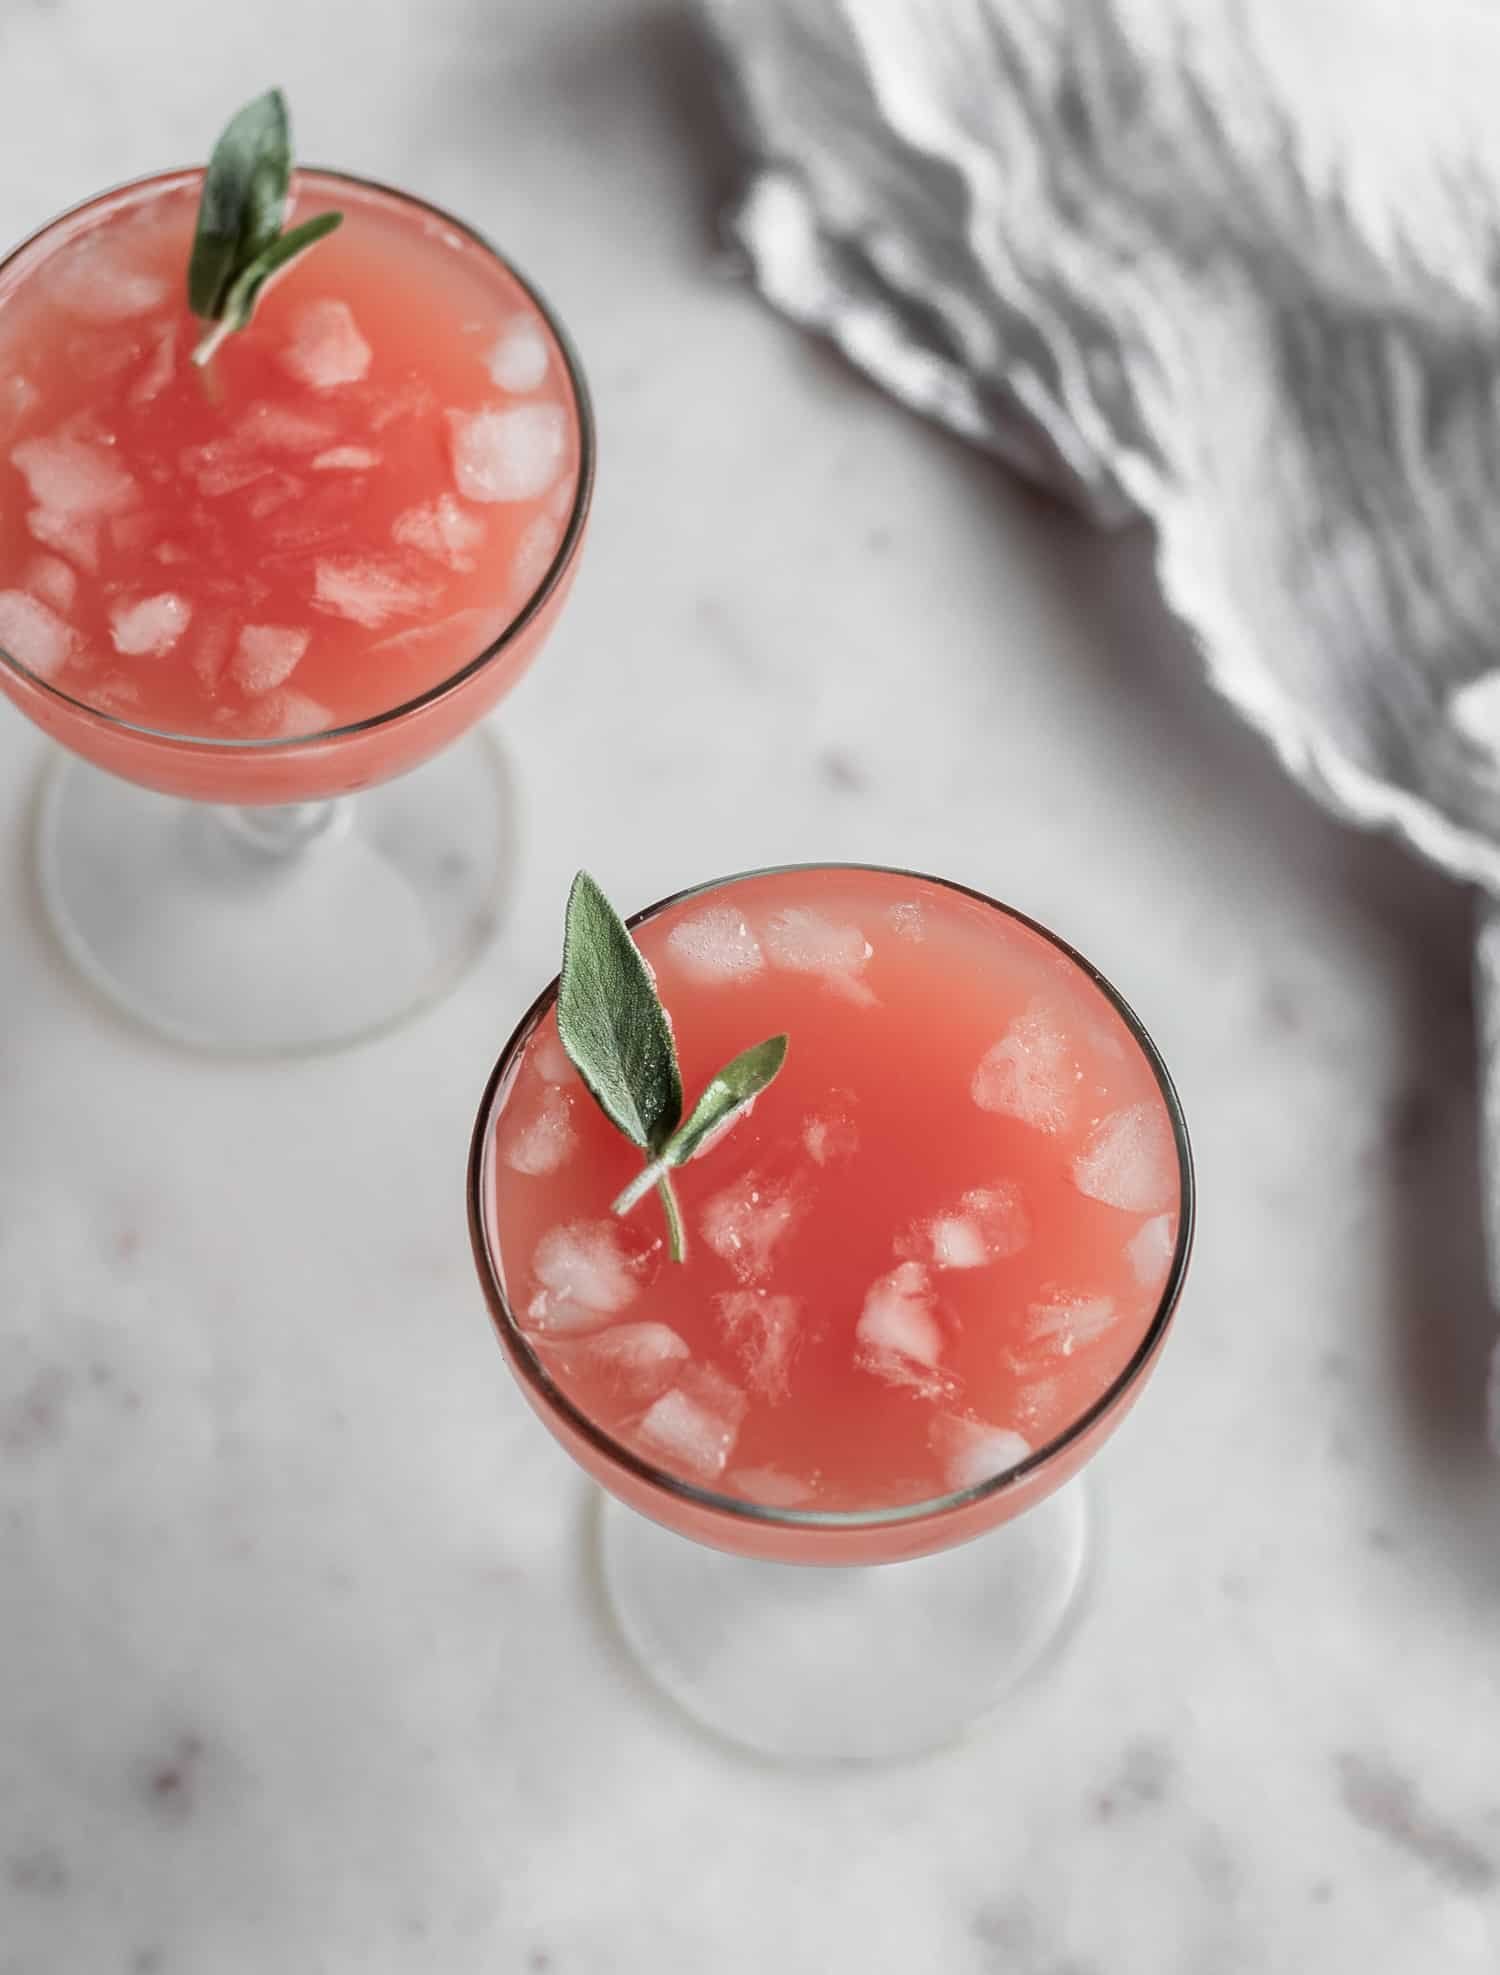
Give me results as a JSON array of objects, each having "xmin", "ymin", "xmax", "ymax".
[
  {"xmin": 0, "ymin": 591, "xmax": 73, "ymax": 678},
  {"xmin": 448, "ymin": 403, "xmax": 566, "ymax": 502},
  {"xmin": 279, "ymin": 300, "xmax": 373, "ymax": 389},
  {"xmin": 392, "ymin": 493, "xmax": 486, "ymax": 571},
  {"xmin": 312, "ymin": 555, "xmax": 439, "ymax": 629},
  {"xmin": 231, "ymin": 625, "xmax": 310, "ymax": 696},
  {"xmin": 763, "ymin": 907, "xmax": 876, "ymax": 1004},
  {"xmin": 1027, "ymin": 1294, "xmax": 1117, "ymax": 1356},
  {"xmin": 701, "ymin": 1172, "xmax": 802, "ymax": 1282},
  {"xmin": 488, "ymin": 317, "xmax": 550, "ymax": 393},
  {"xmin": 854, "ymin": 1261, "xmax": 952, "ymax": 1396},
  {"xmin": 504, "ymin": 1084, "xmax": 578, "ymax": 1177},
  {"xmin": 1072, "ymin": 1103, "xmax": 1177, "ymax": 1213},
  {"xmin": 666, "ymin": 904, "xmax": 764, "ymax": 985},
  {"xmin": 971, "ymin": 1000, "xmax": 1079, "ymax": 1133},
  {"xmin": 713, "ymin": 1289, "xmax": 802, "ymax": 1400},
  {"xmin": 109, "ymin": 593, "xmax": 191, "ymax": 658},
  {"xmin": 525, "ymin": 1219, "xmax": 647, "ymax": 1334},
  {"xmin": 635, "ymin": 1364, "xmax": 747, "ymax": 1481},
  {"xmin": 930, "ymin": 1416, "xmax": 1031, "ymax": 1493}
]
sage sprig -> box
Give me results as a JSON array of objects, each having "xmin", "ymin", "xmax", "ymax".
[
  {"xmin": 556, "ymin": 872, "xmax": 789, "ymax": 1263},
  {"xmin": 188, "ymin": 89, "xmax": 342, "ymax": 369}
]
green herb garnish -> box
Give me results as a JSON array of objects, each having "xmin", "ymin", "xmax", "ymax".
[
  {"xmin": 188, "ymin": 89, "xmax": 342, "ymax": 369},
  {"xmin": 556, "ymin": 872, "xmax": 789, "ymax": 1263}
]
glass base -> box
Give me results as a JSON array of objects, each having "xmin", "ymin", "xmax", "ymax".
[
  {"xmin": 34, "ymin": 726, "xmax": 516, "ymax": 1057},
  {"xmin": 599, "ymin": 1482, "xmax": 1091, "ymax": 1764}
]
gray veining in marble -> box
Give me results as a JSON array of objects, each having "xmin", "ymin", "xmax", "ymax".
[{"xmin": 0, "ymin": 4, "xmax": 1497, "ymax": 1973}]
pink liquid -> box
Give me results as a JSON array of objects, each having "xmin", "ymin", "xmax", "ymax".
[
  {"xmin": 0, "ymin": 170, "xmax": 587, "ymax": 803},
  {"xmin": 482, "ymin": 869, "xmax": 1185, "ymax": 1525}
]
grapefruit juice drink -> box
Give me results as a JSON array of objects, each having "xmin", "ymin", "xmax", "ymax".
[
  {"xmin": 0, "ymin": 170, "xmax": 583, "ymax": 782},
  {"xmin": 482, "ymin": 866, "xmax": 1184, "ymax": 1525},
  {"xmin": 0, "ymin": 93, "xmax": 592, "ymax": 1052}
]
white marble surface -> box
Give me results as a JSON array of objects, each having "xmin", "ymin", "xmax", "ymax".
[{"xmin": 1, "ymin": 3, "xmax": 1498, "ymax": 1971}]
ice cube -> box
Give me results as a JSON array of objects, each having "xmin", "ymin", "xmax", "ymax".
[
  {"xmin": 367, "ymin": 377, "xmax": 436, "ymax": 431},
  {"xmin": 392, "ymin": 493, "xmax": 486, "ymax": 571},
  {"xmin": 511, "ymin": 514, "xmax": 561, "ymax": 597},
  {"xmin": 234, "ymin": 403, "xmax": 340, "ymax": 453},
  {"xmin": 1015, "ymin": 1377, "xmax": 1062, "ymax": 1433},
  {"xmin": 929, "ymin": 1416, "xmax": 1031, "ymax": 1493},
  {"xmin": 886, "ymin": 901, "xmax": 925, "ymax": 941},
  {"xmin": 713, "ymin": 1289, "xmax": 803, "ymax": 1400},
  {"xmin": 1126, "ymin": 1213, "xmax": 1176, "ymax": 1289},
  {"xmin": 27, "ymin": 508, "xmax": 99, "ymax": 571},
  {"xmin": 366, "ymin": 603, "xmax": 505, "ymax": 662},
  {"xmin": 50, "ymin": 246, "xmax": 167, "ymax": 321},
  {"xmin": 2, "ymin": 375, "xmax": 39, "ymax": 426},
  {"xmin": 532, "ymin": 1027, "xmax": 575, "ymax": 1085},
  {"xmin": 1072, "ymin": 1103, "xmax": 1177, "ymax": 1213},
  {"xmin": 972, "ymin": 1001, "xmax": 1079, "ymax": 1133},
  {"xmin": 525, "ymin": 1219, "xmax": 649, "ymax": 1334},
  {"xmin": 65, "ymin": 331, "xmax": 138, "ymax": 385},
  {"xmin": 487, "ymin": 317, "xmax": 550, "ymax": 392},
  {"xmin": 635, "ymin": 1364, "xmax": 747, "ymax": 1481},
  {"xmin": 180, "ymin": 442, "xmax": 267, "ymax": 498},
  {"xmin": 109, "ymin": 593, "xmax": 191, "ymax": 658},
  {"xmin": 802, "ymin": 1101, "xmax": 859, "ymax": 1166},
  {"xmin": 0, "ymin": 591, "xmax": 74, "ymax": 678},
  {"xmin": 190, "ymin": 617, "xmax": 234, "ymax": 692},
  {"xmin": 279, "ymin": 300, "xmax": 373, "ymax": 389},
  {"xmin": 129, "ymin": 324, "xmax": 177, "ymax": 407},
  {"xmin": 665, "ymin": 904, "xmax": 764, "ymax": 985},
  {"xmin": 539, "ymin": 1322, "xmax": 688, "ymax": 1413},
  {"xmin": 504, "ymin": 1084, "xmax": 577, "ymax": 1177},
  {"xmin": 231, "ymin": 625, "xmax": 310, "ymax": 696},
  {"xmin": 245, "ymin": 474, "xmax": 305, "ymax": 519},
  {"xmin": 89, "ymin": 672, "xmax": 143, "ymax": 713},
  {"xmin": 964, "ymin": 1185, "xmax": 1031, "ymax": 1257},
  {"xmin": 905, "ymin": 1182, "xmax": 1030, "ymax": 1270},
  {"xmin": 855, "ymin": 1261, "xmax": 952, "ymax": 1395},
  {"xmin": 312, "ymin": 556, "xmax": 440, "ymax": 629},
  {"xmin": 13, "ymin": 434, "xmax": 138, "ymax": 518},
  {"xmin": 764, "ymin": 907, "xmax": 876, "ymax": 1005},
  {"xmin": 229, "ymin": 688, "xmax": 335, "ymax": 739},
  {"xmin": 1027, "ymin": 1294, "xmax": 1117, "ymax": 1356},
  {"xmin": 447, "ymin": 403, "xmax": 566, "ymax": 502},
  {"xmin": 257, "ymin": 481, "xmax": 367, "ymax": 556},
  {"xmin": 24, "ymin": 556, "xmax": 76, "ymax": 613},
  {"xmin": 701, "ymin": 1173, "xmax": 802, "ymax": 1282},
  {"xmin": 265, "ymin": 690, "xmax": 334, "ymax": 739},
  {"xmin": 728, "ymin": 1466, "xmax": 817, "ymax": 1508},
  {"xmin": 928, "ymin": 1218, "xmax": 988, "ymax": 1270},
  {"xmin": 311, "ymin": 446, "xmax": 380, "ymax": 472}
]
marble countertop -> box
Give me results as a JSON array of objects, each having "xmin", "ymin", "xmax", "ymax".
[{"xmin": 2, "ymin": 3, "xmax": 1498, "ymax": 1970}]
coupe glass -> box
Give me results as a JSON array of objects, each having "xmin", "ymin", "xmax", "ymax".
[
  {"xmin": 0, "ymin": 169, "xmax": 594, "ymax": 1055},
  {"xmin": 468, "ymin": 867, "xmax": 1193, "ymax": 1763}
]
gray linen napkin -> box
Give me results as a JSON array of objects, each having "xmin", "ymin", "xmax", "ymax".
[{"xmin": 702, "ymin": 0, "xmax": 1500, "ymax": 1448}]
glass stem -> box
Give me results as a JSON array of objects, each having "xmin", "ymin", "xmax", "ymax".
[{"xmin": 215, "ymin": 801, "xmax": 344, "ymax": 859}]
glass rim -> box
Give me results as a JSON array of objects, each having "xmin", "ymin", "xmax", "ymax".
[
  {"xmin": 466, "ymin": 862, "xmax": 1196, "ymax": 1534},
  {"xmin": 0, "ymin": 163, "xmax": 596, "ymax": 752}
]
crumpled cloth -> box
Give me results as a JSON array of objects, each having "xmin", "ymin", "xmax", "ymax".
[{"xmin": 701, "ymin": 0, "xmax": 1500, "ymax": 1449}]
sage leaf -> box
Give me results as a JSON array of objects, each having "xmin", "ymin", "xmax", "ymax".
[
  {"xmin": 558, "ymin": 870, "xmax": 683, "ymax": 1156},
  {"xmin": 664, "ymin": 1035, "xmax": 788, "ymax": 1168},
  {"xmin": 189, "ymin": 88, "xmax": 292, "ymax": 319},
  {"xmin": 187, "ymin": 89, "xmax": 343, "ymax": 365}
]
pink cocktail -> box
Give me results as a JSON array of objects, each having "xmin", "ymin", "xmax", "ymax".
[
  {"xmin": 0, "ymin": 161, "xmax": 593, "ymax": 1051},
  {"xmin": 470, "ymin": 865, "xmax": 1192, "ymax": 1759}
]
